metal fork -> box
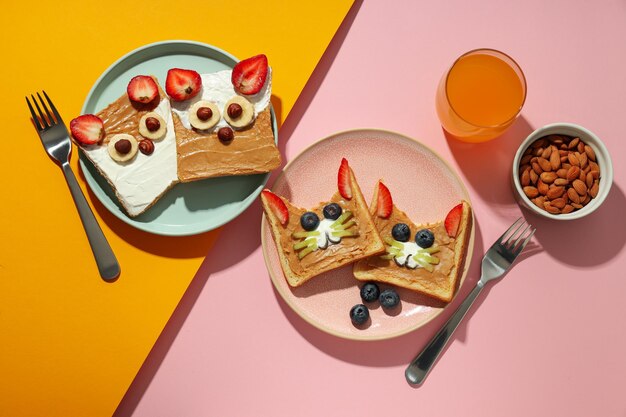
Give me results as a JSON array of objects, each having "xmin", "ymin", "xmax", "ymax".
[
  {"xmin": 405, "ymin": 217, "xmax": 535, "ymax": 385},
  {"xmin": 26, "ymin": 91, "xmax": 120, "ymax": 281}
]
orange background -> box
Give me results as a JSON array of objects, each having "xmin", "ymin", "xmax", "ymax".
[{"xmin": 0, "ymin": 1, "xmax": 353, "ymax": 416}]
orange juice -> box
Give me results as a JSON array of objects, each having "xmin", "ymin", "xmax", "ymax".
[{"xmin": 436, "ymin": 49, "xmax": 526, "ymax": 142}]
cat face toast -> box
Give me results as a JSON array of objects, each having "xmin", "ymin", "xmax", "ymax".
[
  {"xmin": 353, "ymin": 181, "xmax": 472, "ymax": 302},
  {"xmin": 261, "ymin": 159, "xmax": 385, "ymax": 287},
  {"xmin": 76, "ymin": 76, "xmax": 178, "ymax": 217},
  {"xmin": 171, "ymin": 56, "xmax": 281, "ymax": 182}
]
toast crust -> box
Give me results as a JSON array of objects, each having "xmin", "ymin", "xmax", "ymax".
[
  {"xmin": 353, "ymin": 182, "xmax": 472, "ymax": 302},
  {"xmin": 262, "ymin": 165, "xmax": 385, "ymax": 287}
]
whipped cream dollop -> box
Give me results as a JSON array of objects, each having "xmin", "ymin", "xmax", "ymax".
[
  {"xmin": 82, "ymin": 98, "xmax": 178, "ymax": 217},
  {"xmin": 171, "ymin": 68, "xmax": 272, "ymax": 131},
  {"xmin": 394, "ymin": 241, "xmax": 424, "ymax": 269},
  {"xmin": 314, "ymin": 218, "xmax": 342, "ymax": 249}
]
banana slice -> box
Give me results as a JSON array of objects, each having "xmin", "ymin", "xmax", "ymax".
[
  {"xmin": 107, "ymin": 134, "xmax": 138, "ymax": 163},
  {"xmin": 223, "ymin": 96, "xmax": 254, "ymax": 129},
  {"xmin": 138, "ymin": 112, "xmax": 167, "ymax": 140},
  {"xmin": 189, "ymin": 101, "xmax": 220, "ymax": 130}
]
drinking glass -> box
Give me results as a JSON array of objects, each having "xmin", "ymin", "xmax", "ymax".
[{"xmin": 436, "ymin": 49, "xmax": 527, "ymax": 142}]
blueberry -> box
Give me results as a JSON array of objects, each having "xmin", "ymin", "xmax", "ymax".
[
  {"xmin": 379, "ymin": 288, "xmax": 400, "ymax": 309},
  {"xmin": 323, "ymin": 203, "xmax": 342, "ymax": 220},
  {"xmin": 415, "ymin": 229, "xmax": 435, "ymax": 248},
  {"xmin": 300, "ymin": 211, "xmax": 320, "ymax": 231},
  {"xmin": 350, "ymin": 304, "xmax": 370, "ymax": 325},
  {"xmin": 391, "ymin": 223, "xmax": 411, "ymax": 242},
  {"xmin": 360, "ymin": 282, "xmax": 380, "ymax": 303}
]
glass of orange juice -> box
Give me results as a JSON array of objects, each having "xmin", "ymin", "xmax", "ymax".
[{"xmin": 436, "ymin": 49, "xmax": 527, "ymax": 142}]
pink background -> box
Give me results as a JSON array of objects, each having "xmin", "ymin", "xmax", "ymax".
[{"xmin": 115, "ymin": 1, "xmax": 626, "ymax": 416}]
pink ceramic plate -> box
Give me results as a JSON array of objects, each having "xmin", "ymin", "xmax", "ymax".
[{"xmin": 261, "ymin": 129, "xmax": 474, "ymax": 341}]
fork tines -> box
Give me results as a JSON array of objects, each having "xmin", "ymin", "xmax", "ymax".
[
  {"xmin": 499, "ymin": 217, "xmax": 536, "ymax": 256},
  {"xmin": 26, "ymin": 91, "xmax": 60, "ymax": 131}
]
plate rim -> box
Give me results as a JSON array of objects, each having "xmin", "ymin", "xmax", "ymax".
[
  {"xmin": 78, "ymin": 39, "xmax": 277, "ymax": 236},
  {"xmin": 260, "ymin": 128, "xmax": 475, "ymax": 341}
]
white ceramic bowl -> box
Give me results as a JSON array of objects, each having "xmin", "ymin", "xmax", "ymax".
[{"xmin": 512, "ymin": 123, "xmax": 613, "ymax": 220}]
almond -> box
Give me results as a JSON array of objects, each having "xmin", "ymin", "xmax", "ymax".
[
  {"xmin": 532, "ymin": 162, "xmax": 543, "ymax": 175},
  {"xmin": 566, "ymin": 166, "xmax": 580, "ymax": 182},
  {"xmin": 538, "ymin": 157, "xmax": 552, "ymax": 172},
  {"xmin": 554, "ymin": 178, "xmax": 568, "ymax": 186},
  {"xmin": 584, "ymin": 144, "xmax": 596, "ymax": 161},
  {"xmin": 530, "ymin": 169, "xmax": 538, "ymax": 184},
  {"xmin": 551, "ymin": 198, "xmax": 566, "ymax": 209},
  {"xmin": 519, "ymin": 163, "xmax": 530, "ymax": 175},
  {"xmin": 561, "ymin": 204, "xmax": 574, "ymax": 214},
  {"xmin": 560, "ymin": 155, "xmax": 568, "ymax": 163},
  {"xmin": 567, "ymin": 188, "xmax": 581, "ymax": 204},
  {"xmin": 547, "ymin": 186, "xmax": 565, "ymax": 199},
  {"xmin": 568, "ymin": 153, "xmax": 580, "ymax": 166},
  {"xmin": 568, "ymin": 137, "xmax": 580, "ymax": 149},
  {"xmin": 534, "ymin": 147, "xmax": 544, "ymax": 157},
  {"xmin": 590, "ymin": 170, "xmax": 600, "ymax": 180},
  {"xmin": 577, "ymin": 141, "xmax": 585, "ymax": 153},
  {"xmin": 538, "ymin": 180, "xmax": 549, "ymax": 196},
  {"xmin": 579, "ymin": 169, "xmax": 586, "ymax": 181},
  {"xmin": 521, "ymin": 169, "xmax": 530, "ymax": 186},
  {"xmin": 589, "ymin": 180, "xmax": 599, "ymax": 198},
  {"xmin": 549, "ymin": 150, "xmax": 561, "ymax": 170},
  {"xmin": 523, "ymin": 186, "xmax": 539, "ymax": 198},
  {"xmin": 532, "ymin": 196, "xmax": 546, "ymax": 209},
  {"xmin": 540, "ymin": 171, "xmax": 557, "ymax": 184},
  {"xmin": 589, "ymin": 161, "xmax": 600, "ymax": 174},
  {"xmin": 562, "ymin": 163, "xmax": 572, "ymax": 170},
  {"xmin": 572, "ymin": 179, "xmax": 587, "ymax": 196},
  {"xmin": 521, "ymin": 154, "xmax": 532, "ymax": 165},
  {"xmin": 578, "ymin": 151, "xmax": 588, "ymax": 168},
  {"xmin": 532, "ymin": 138, "xmax": 547, "ymax": 148},
  {"xmin": 582, "ymin": 194, "xmax": 591, "ymax": 205},
  {"xmin": 558, "ymin": 150, "xmax": 569, "ymax": 157},
  {"xmin": 541, "ymin": 147, "xmax": 551, "ymax": 159},
  {"xmin": 572, "ymin": 203, "xmax": 583, "ymax": 209},
  {"xmin": 543, "ymin": 202, "xmax": 560, "ymax": 214},
  {"xmin": 556, "ymin": 168, "xmax": 568, "ymax": 178},
  {"xmin": 547, "ymin": 135, "xmax": 564, "ymax": 144},
  {"xmin": 586, "ymin": 172, "xmax": 594, "ymax": 188}
]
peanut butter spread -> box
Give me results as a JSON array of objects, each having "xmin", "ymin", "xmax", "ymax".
[
  {"xmin": 363, "ymin": 206, "xmax": 457, "ymax": 295},
  {"xmin": 278, "ymin": 192, "xmax": 381, "ymax": 278},
  {"xmin": 175, "ymin": 107, "xmax": 280, "ymax": 182},
  {"xmin": 96, "ymin": 81, "xmax": 164, "ymax": 144}
]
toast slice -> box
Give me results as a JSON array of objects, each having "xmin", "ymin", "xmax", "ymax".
[
  {"xmin": 80, "ymin": 76, "xmax": 178, "ymax": 217},
  {"xmin": 172, "ymin": 68, "xmax": 281, "ymax": 182},
  {"xmin": 261, "ymin": 159, "xmax": 385, "ymax": 287},
  {"xmin": 353, "ymin": 181, "xmax": 472, "ymax": 302}
]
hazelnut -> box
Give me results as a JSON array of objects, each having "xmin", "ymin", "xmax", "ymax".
[
  {"xmin": 145, "ymin": 117, "xmax": 161, "ymax": 132},
  {"xmin": 227, "ymin": 103, "xmax": 242, "ymax": 119},
  {"xmin": 217, "ymin": 127, "xmax": 234, "ymax": 142},
  {"xmin": 114, "ymin": 139, "xmax": 132, "ymax": 154},
  {"xmin": 138, "ymin": 139, "xmax": 155, "ymax": 155},
  {"xmin": 196, "ymin": 106, "xmax": 213, "ymax": 121}
]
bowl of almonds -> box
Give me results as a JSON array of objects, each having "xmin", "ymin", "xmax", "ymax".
[{"xmin": 512, "ymin": 123, "xmax": 613, "ymax": 219}]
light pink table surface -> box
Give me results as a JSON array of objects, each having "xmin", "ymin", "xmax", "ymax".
[{"xmin": 115, "ymin": 1, "xmax": 626, "ymax": 416}]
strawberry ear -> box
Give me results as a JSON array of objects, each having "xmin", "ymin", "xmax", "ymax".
[
  {"xmin": 376, "ymin": 182, "xmax": 393, "ymax": 218},
  {"xmin": 444, "ymin": 203, "xmax": 463, "ymax": 237},
  {"xmin": 262, "ymin": 189, "xmax": 289, "ymax": 226},
  {"xmin": 338, "ymin": 158, "xmax": 353, "ymax": 200}
]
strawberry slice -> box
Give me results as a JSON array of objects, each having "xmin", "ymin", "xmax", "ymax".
[
  {"xmin": 338, "ymin": 158, "xmax": 353, "ymax": 200},
  {"xmin": 262, "ymin": 189, "xmax": 289, "ymax": 225},
  {"xmin": 166, "ymin": 68, "xmax": 202, "ymax": 101},
  {"xmin": 376, "ymin": 182, "xmax": 393, "ymax": 218},
  {"xmin": 69, "ymin": 114, "xmax": 104, "ymax": 145},
  {"xmin": 445, "ymin": 203, "xmax": 464, "ymax": 237},
  {"xmin": 126, "ymin": 75, "xmax": 159, "ymax": 104},
  {"xmin": 231, "ymin": 54, "xmax": 268, "ymax": 95}
]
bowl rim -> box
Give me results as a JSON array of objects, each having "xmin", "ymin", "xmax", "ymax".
[{"xmin": 512, "ymin": 122, "xmax": 613, "ymax": 220}]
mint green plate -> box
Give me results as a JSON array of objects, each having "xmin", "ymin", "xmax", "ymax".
[{"xmin": 79, "ymin": 40, "xmax": 278, "ymax": 236}]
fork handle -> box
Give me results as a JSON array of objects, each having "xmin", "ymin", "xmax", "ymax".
[
  {"xmin": 405, "ymin": 281, "xmax": 484, "ymax": 385},
  {"xmin": 61, "ymin": 163, "xmax": 120, "ymax": 281}
]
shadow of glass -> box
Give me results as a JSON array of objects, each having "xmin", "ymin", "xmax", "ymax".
[{"xmin": 446, "ymin": 115, "xmax": 535, "ymax": 207}]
